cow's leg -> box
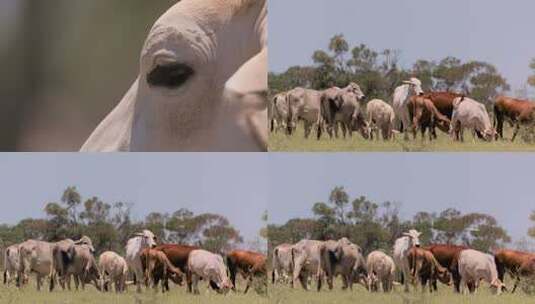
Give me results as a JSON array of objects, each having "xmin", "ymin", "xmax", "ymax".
[
  {"xmin": 186, "ymin": 270, "xmax": 193, "ymax": 293},
  {"xmin": 317, "ymin": 273, "xmax": 323, "ymax": 292},
  {"xmin": 303, "ymin": 121, "xmax": 311, "ymax": 139},
  {"xmin": 244, "ymin": 275, "xmax": 253, "ymax": 294},
  {"xmin": 511, "ymin": 122, "xmax": 521, "ymax": 142},
  {"xmin": 511, "ymin": 276, "xmax": 521, "ymax": 293},
  {"xmin": 293, "ymin": 261, "xmax": 304, "ymax": 289},
  {"xmin": 192, "ymin": 274, "xmax": 200, "ymax": 295}
]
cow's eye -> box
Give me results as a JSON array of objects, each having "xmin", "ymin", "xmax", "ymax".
[{"xmin": 147, "ymin": 63, "xmax": 194, "ymax": 89}]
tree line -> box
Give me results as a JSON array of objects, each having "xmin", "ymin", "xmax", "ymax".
[
  {"xmin": 270, "ymin": 34, "xmax": 535, "ymax": 104},
  {"xmin": 267, "ymin": 186, "xmax": 535, "ymax": 255},
  {"xmin": 0, "ymin": 186, "xmax": 243, "ymax": 258}
]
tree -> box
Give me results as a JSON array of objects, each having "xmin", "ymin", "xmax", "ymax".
[
  {"xmin": 61, "ymin": 186, "xmax": 82, "ymax": 225},
  {"xmin": 529, "ymin": 58, "xmax": 535, "ymax": 88}
]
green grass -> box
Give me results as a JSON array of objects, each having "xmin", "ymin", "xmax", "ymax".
[
  {"xmin": 269, "ymin": 124, "xmax": 535, "ymax": 152},
  {"xmin": 270, "ymin": 280, "xmax": 535, "ymax": 304},
  {"xmin": 0, "ymin": 280, "xmax": 268, "ymax": 304}
]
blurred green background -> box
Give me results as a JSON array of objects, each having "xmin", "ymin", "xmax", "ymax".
[{"xmin": 0, "ymin": 0, "xmax": 177, "ymax": 151}]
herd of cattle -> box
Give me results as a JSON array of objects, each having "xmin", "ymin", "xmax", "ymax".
[
  {"xmin": 271, "ymin": 229, "xmax": 535, "ymax": 295},
  {"xmin": 270, "ymin": 78, "xmax": 535, "ymax": 142},
  {"xmin": 2, "ymin": 230, "xmax": 267, "ymax": 295}
]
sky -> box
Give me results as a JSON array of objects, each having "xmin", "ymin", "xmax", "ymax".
[
  {"xmin": 269, "ymin": 153, "xmax": 535, "ymax": 244},
  {"xmin": 269, "ymin": 0, "xmax": 535, "ymax": 94},
  {"xmin": 0, "ymin": 154, "xmax": 269, "ymax": 243}
]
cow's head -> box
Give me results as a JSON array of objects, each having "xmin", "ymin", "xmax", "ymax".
[
  {"xmin": 346, "ymin": 82, "xmax": 366, "ymax": 100},
  {"xmin": 403, "ymin": 78, "xmax": 424, "ymax": 96},
  {"xmin": 74, "ymin": 235, "xmax": 95, "ymax": 253},
  {"xmin": 403, "ymin": 229, "xmax": 422, "ymax": 248},
  {"xmin": 436, "ymin": 269, "xmax": 452, "ymax": 285},
  {"xmin": 135, "ymin": 230, "xmax": 157, "ymax": 248},
  {"xmin": 490, "ymin": 278, "xmax": 506, "ymax": 295},
  {"xmin": 483, "ymin": 128, "xmax": 497, "ymax": 142}
]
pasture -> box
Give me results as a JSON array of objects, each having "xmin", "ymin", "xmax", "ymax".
[
  {"xmin": 0, "ymin": 282, "xmax": 268, "ymax": 304},
  {"xmin": 269, "ymin": 123, "xmax": 535, "ymax": 152},
  {"xmin": 269, "ymin": 280, "xmax": 535, "ymax": 304}
]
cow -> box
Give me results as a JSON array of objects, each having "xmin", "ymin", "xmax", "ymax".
[
  {"xmin": 140, "ymin": 248, "xmax": 184, "ymax": 293},
  {"xmin": 408, "ymin": 95, "xmax": 450, "ymax": 140},
  {"xmin": 494, "ymin": 249, "xmax": 535, "ymax": 293},
  {"xmin": 226, "ymin": 250, "xmax": 267, "ymax": 294},
  {"xmin": 458, "ymin": 249, "xmax": 506, "ymax": 295},
  {"xmin": 125, "ymin": 230, "xmax": 158, "ymax": 292},
  {"xmin": 187, "ymin": 249, "xmax": 232, "ymax": 295},
  {"xmin": 80, "ymin": 0, "xmax": 267, "ymax": 152},
  {"xmin": 494, "ymin": 96, "xmax": 535, "ymax": 141},
  {"xmin": 393, "ymin": 229, "xmax": 421, "ymax": 292},
  {"xmin": 322, "ymin": 238, "xmax": 367, "ymax": 290},
  {"xmin": 17, "ymin": 240, "xmax": 56, "ymax": 291},
  {"xmin": 291, "ymin": 239, "xmax": 325, "ymax": 291},
  {"xmin": 407, "ymin": 247, "xmax": 451, "ymax": 292},
  {"xmin": 425, "ymin": 244, "xmax": 470, "ymax": 293},
  {"xmin": 3, "ymin": 244, "xmax": 25, "ymax": 286},
  {"xmin": 392, "ymin": 77, "xmax": 424, "ymax": 139},
  {"xmin": 271, "ymin": 92, "xmax": 289, "ymax": 133},
  {"xmin": 366, "ymin": 250, "xmax": 395, "ymax": 292},
  {"xmin": 423, "ymin": 92, "xmax": 464, "ymax": 119},
  {"xmin": 336, "ymin": 92, "xmax": 369, "ymax": 139},
  {"xmin": 286, "ymin": 88, "xmax": 324, "ymax": 139},
  {"xmin": 99, "ymin": 251, "xmax": 128, "ymax": 293},
  {"xmin": 271, "ymin": 243, "xmax": 294, "ymax": 285},
  {"xmin": 53, "ymin": 236, "xmax": 95, "ymax": 290},
  {"xmin": 63, "ymin": 244, "xmax": 101, "ymax": 291},
  {"xmin": 366, "ymin": 99, "xmax": 396, "ymax": 140},
  {"xmin": 516, "ymin": 257, "xmax": 535, "ymax": 292},
  {"xmin": 320, "ymin": 83, "xmax": 366, "ymax": 139},
  {"xmin": 450, "ymin": 96, "xmax": 495, "ymax": 141}
]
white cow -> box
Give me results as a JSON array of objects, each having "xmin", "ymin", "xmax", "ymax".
[
  {"xmin": 18, "ymin": 240, "xmax": 57, "ymax": 291},
  {"xmin": 187, "ymin": 249, "xmax": 232, "ymax": 294},
  {"xmin": 271, "ymin": 93, "xmax": 289, "ymax": 133},
  {"xmin": 291, "ymin": 239, "xmax": 325, "ymax": 291},
  {"xmin": 392, "ymin": 78, "xmax": 424, "ymax": 139},
  {"xmin": 393, "ymin": 229, "xmax": 422, "ymax": 292},
  {"xmin": 81, "ymin": 0, "xmax": 267, "ymax": 152},
  {"xmin": 125, "ymin": 230, "xmax": 157, "ymax": 292},
  {"xmin": 450, "ymin": 96, "xmax": 495, "ymax": 141},
  {"xmin": 3, "ymin": 244, "xmax": 24, "ymax": 286},
  {"xmin": 458, "ymin": 249, "xmax": 506, "ymax": 295},
  {"xmin": 366, "ymin": 250, "xmax": 396, "ymax": 292},
  {"xmin": 366, "ymin": 99, "xmax": 396, "ymax": 140},
  {"xmin": 286, "ymin": 88, "xmax": 324, "ymax": 139},
  {"xmin": 99, "ymin": 251, "xmax": 129, "ymax": 293},
  {"xmin": 271, "ymin": 243, "xmax": 294, "ymax": 284}
]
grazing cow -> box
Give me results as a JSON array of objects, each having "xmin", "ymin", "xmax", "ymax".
[
  {"xmin": 336, "ymin": 92, "xmax": 369, "ymax": 139},
  {"xmin": 494, "ymin": 249, "xmax": 535, "ymax": 293},
  {"xmin": 366, "ymin": 99, "xmax": 396, "ymax": 140},
  {"xmin": 271, "ymin": 92, "xmax": 289, "ymax": 133},
  {"xmin": 494, "ymin": 96, "xmax": 535, "ymax": 141},
  {"xmin": 3, "ymin": 244, "xmax": 25, "ymax": 286},
  {"xmin": 140, "ymin": 248, "xmax": 184, "ymax": 293},
  {"xmin": 187, "ymin": 249, "xmax": 232, "ymax": 294},
  {"xmin": 226, "ymin": 250, "xmax": 267, "ymax": 294},
  {"xmin": 425, "ymin": 244, "xmax": 470, "ymax": 293},
  {"xmin": 320, "ymin": 83, "xmax": 366, "ymax": 139},
  {"xmin": 322, "ymin": 238, "xmax": 367, "ymax": 290},
  {"xmin": 393, "ymin": 229, "xmax": 421, "ymax": 292},
  {"xmin": 450, "ymin": 97, "xmax": 495, "ymax": 141},
  {"xmin": 99, "ymin": 251, "xmax": 128, "ymax": 293},
  {"xmin": 125, "ymin": 230, "xmax": 158, "ymax": 292},
  {"xmin": 53, "ymin": 236, "xmax": 95, "ymax": 290},
  {"xmin": 407, "ymin": 247, "xmax": 451, "ymax": 292},
  {"xmin": 271, "ymin": 243, "xmax": 294, "ymax": 284},
  {"xmin": 392, "ymin": 78, "xmax": 424, "ymax": 139},
  {"xmin": 63, "ymin": 244, "xmax": 101, "ymax": 291},
  {"xmin": 291, "ymin": 239, "xmax": 325, "ymax": 291},
  {"xmin": 423, "ymin": 92, "xmax": 464, "ymax": 119},
  {"xmin": 458, "ymin": 249, "xmax": 506, "ymax": 295},
  {"xmin": 81, "ymin": 0, "xmax": 267, "ymax": 152},
  {"xmin": 409, "ymin": 95, "xmax": 450, "ymax": 140},
  {"xmin": 286, "ymin": 88, "xmax": 323, "ymax": 139},
  {"xmin": 18, "ymin": 240, "xmax": 56, "ymax": 291},
  {"xmin": 366, "ymin": 250, "xmax": 395, "ymax": 292}
]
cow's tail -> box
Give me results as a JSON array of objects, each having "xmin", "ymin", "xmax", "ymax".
[
  {"xmin": 494, "ymin": 255, "xmax": 505, "ymax": 282},
  {"xmin": 271, "ymin": 248, "xmax": 279, "ymax": 284},
  {"xmin": 3, "ymin": 248, "xmax": 9, "ymax": 285}
]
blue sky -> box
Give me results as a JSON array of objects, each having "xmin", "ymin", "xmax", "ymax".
[
  {"xmin": 269, "ymin": 153, "xmax": 535, "ymax": 243},
  {"xmin": 269, "ymin": 0, "xmax": 535, "ymax": 94},
  {"xmin": 0, "ymin": 154, "xmax": 268, "ymax": 243}
]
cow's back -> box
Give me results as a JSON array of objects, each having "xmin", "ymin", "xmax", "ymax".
[{"xmin": 156, "ymin": 244, "xmax": 199, "ymax": 272}]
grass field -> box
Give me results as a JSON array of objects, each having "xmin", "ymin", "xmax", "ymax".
[
  {"xmin": 269, "ymin": 124, "xmax": 535, "ymax": 152},
  {"xmin": 0, "ymin": 281, "xmax": 268, "ymax": 304},
  {"xmin": 270, "ymin": 280, "xmax": 535, "ymax": 304}
]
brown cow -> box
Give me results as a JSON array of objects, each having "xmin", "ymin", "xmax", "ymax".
[
  {"xmin": 408, "ymin": 247, "xmax": 451, "ymax": 292},
  {"xmin": 423, "ymin": 92, "xmax": 463, "ymax": 119},
  {"xmin": 226, "ymin": 250, "xmax": 267, "ymax": 294},
  {"xmin": 425, "ymin": 244, "xmax": 470, "ymax": 293},
  {"xmin": 409, "ymin": 95, "xmax": 450, "ymax": 140},
  {"xmin": 494, "ymin": 96, "xmax": 535, "ymax": 141},
  {"xmin": 494, "ymin": 249, "xmax": 535, "ymax": 293},
  {"xmin": 140, "ymin": 248, "xmax": 184, "ymax": 292},
  {"xmin": 152, "ymin": 244, "xmax": 218, "ymax": 293}
]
